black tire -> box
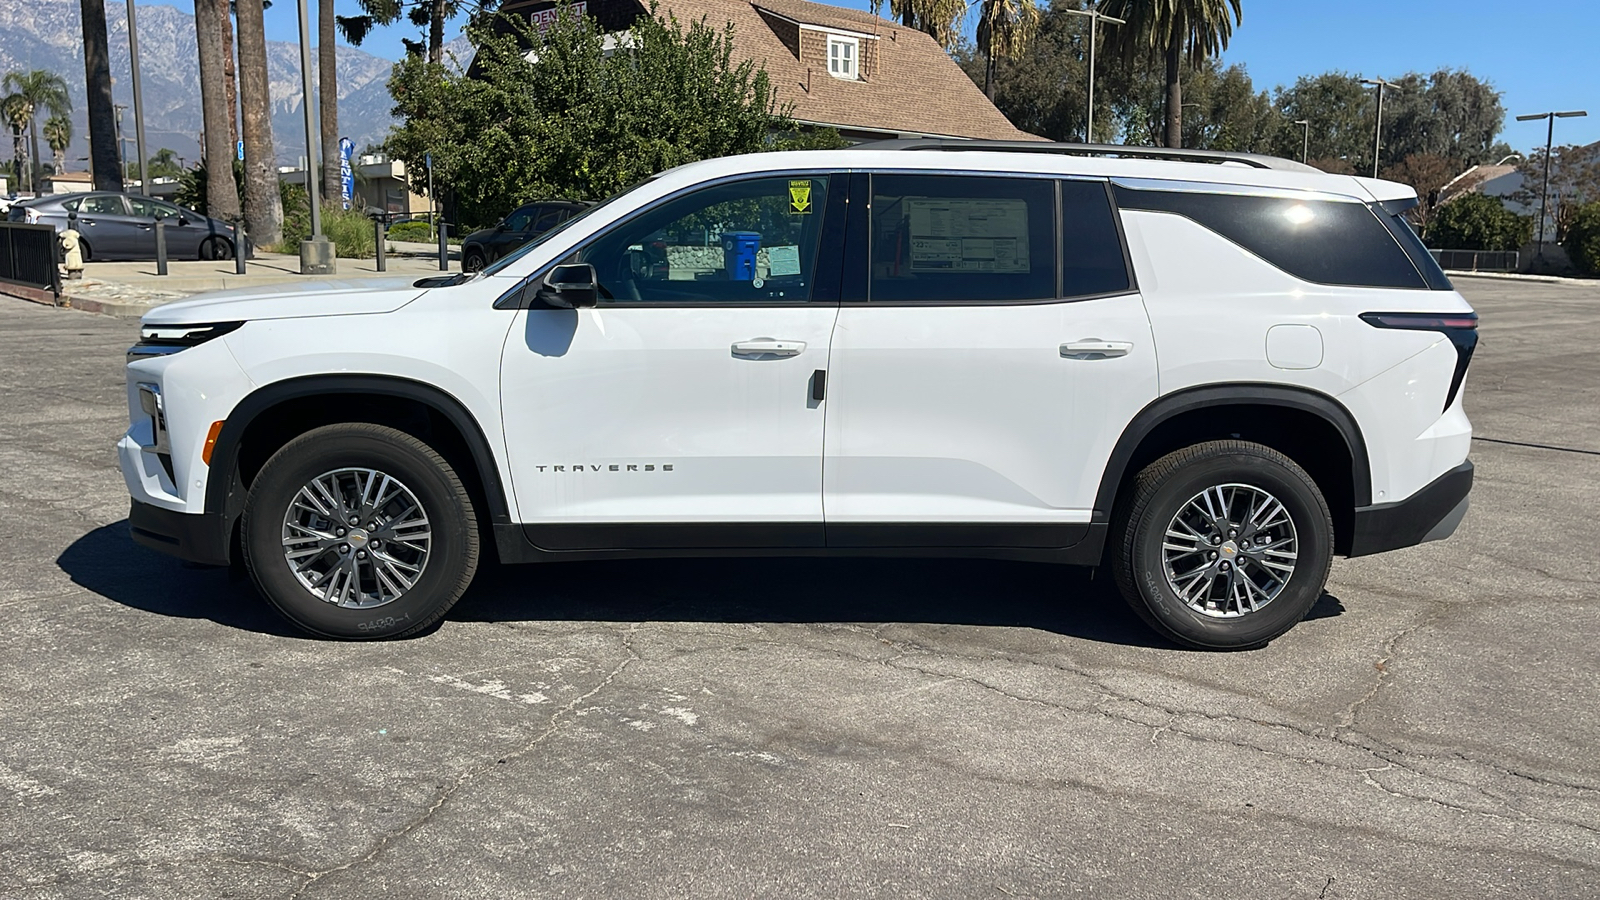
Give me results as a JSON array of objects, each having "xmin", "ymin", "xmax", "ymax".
[
  {"xmin": 1110, "ymin": 440, "xmax": 1333, "ymax": 650},
  {"xmin": 200, "ymin": 237, "xmax": 231, "ymax": 260},
  {"xmin": 462, "ymin": 249, "xmax": 487, "ymax": 273},
  {"xmin": 78, "ymin": 239, "xmax": 92, "ymax": 262},
  {"xmin": 242, "ymin": 423, "xmax": 479, "ymax": 639}
]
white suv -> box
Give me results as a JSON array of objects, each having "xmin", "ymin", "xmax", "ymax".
[{"xmin": 120, "ymin": 141, "xmax": 1476, "ymax": 649}]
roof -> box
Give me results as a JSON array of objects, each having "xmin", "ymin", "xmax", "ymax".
[
  {"xmin": 498, "ymin": 0, "xmax": 1033, "ymax": 141},
  {"xmin": 1438, "ymin": 163, "xmax": 1518, "ymax": 205}
]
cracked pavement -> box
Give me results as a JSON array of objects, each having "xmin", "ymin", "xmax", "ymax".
[{"xmin": 1, "ymin": 276, "xmax": 1597, "ymax": 898}]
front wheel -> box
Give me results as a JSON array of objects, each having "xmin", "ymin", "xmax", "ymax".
[
  {"xmin": 462, "ymin": 249, "xmax": 486, "ymax": 273},
  {"xmin": 1111, "ymin": 440, "xmax": 1333, "ymax": 650},
  {"xmin": 242, "ymin": 423, "xmax": 480, "ymax": 639}
]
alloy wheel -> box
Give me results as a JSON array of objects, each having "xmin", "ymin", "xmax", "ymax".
[
  {"xmin": 1160, "ymin": 482, "xmax": 1299, "ymax": 618},
  {"xmin": 280, "ymin": 467, "xmax": 432, "ymax": 609}
]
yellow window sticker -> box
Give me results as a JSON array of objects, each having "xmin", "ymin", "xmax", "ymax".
[{"xmin": 789, "ymin": 180, "xmax": 813, "ymax": 215}]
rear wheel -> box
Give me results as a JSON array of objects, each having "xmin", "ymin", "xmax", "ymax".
[
  {"xmin": 200, "ymin": 236, "xmax": 232, "ymax": 260},
  {"xmin": 242, "ymin": 423, "xmax": 479, "ymax": 639},
  {"xmin": 1111, "ymin": 440, "xmax": 1333, "ymax": 650}
]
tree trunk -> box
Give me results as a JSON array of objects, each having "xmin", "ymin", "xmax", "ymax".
[
  {"xmin": 28, "ymin": 122, "xmax": 43, "ymax": 189},
  {"xmin": 194, "ymin": 0, "xmax": 241, "ymax": 222},
  {"xmin": 222, "ymin": 13, "xmax": 239, "ymax": 146},
  {"xmin": 429, "ymin": 0, "xmax": 446, "ymax": 65},
  {"xmin": 319, "ymin": 0, "xmax": 340, "ymax": 203},
  {"xmin": 1164, "ymin": 40, "xmax": 1182, "ymax": 149},
  {"xmin": 984, "ymin": 50, "xmax": 996, "ymax": 102},
  {"xmin": 235, "ymin": 0, "xmax": 283, "ymax": 247},
  {"xmin": 80, "ymin": 0, "xmax": 122, "ymax": 191}
]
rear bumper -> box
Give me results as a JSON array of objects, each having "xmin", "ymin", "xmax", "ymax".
[
  {"xmin": 1349, "ymin": 460, "xmax": 1472, "ymax": 557},
  {"xmin": 129, "ymin": 499, "xmax": 231, "ymax": 566}
]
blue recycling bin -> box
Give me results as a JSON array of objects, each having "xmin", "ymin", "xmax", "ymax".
[{"xmin": 721, "ymin": 231, "xmax": 762, "ymax": 281}]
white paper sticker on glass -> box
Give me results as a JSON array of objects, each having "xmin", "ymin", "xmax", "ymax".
[{"xmin": 906, "ymin": 198, "xmax": 1030, "ymax": 273}]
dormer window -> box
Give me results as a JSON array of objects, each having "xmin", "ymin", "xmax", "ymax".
[{"xmin": 827, "ymin": 35, "xmax": 858, "ymax": 79}]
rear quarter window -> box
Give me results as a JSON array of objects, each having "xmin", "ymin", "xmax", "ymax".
[{"xmin": 1114, "ymin": 186, "xmax": 1428, "ymax": 290}]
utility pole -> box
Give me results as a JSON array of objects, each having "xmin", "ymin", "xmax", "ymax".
[
  {"xmin": 1515, "ymin": 109, "xmax": 1588, "ymax": 261},
  {"xmin": 295, "ymin": 0, "xmax": 334, "ymax": 274},
  {"xmin": 126, "ymin": 0, "xmax": 150, "ymax": 195},
  {"xmin": 1062, "ymin": 4, "xmax": 1124, "ymax": 144},
  {"xmin": 113, "ymin": 104, "xmax": 127, "ymax": 185},
  {"xmin": 1294, "ymin": 119, "xmax": 1310, "ymax": 164},
  {"xmin": 1360, "ymin": 78, "xmax": 1394, "ymax": 179}
]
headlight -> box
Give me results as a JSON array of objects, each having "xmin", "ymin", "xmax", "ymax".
[{"xmin": 127, "ymin": 321, "xmax": 244, "ymax": 363}]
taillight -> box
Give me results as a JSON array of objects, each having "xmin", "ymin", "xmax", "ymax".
[{"xmin": 1360, "ymin": 311, "xmax": 1479, "ymax": 411}]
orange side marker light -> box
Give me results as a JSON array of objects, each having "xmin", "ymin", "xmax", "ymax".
[{"xmin": 202, "ymin": 420, "xmax": 225, "ymax": 466}]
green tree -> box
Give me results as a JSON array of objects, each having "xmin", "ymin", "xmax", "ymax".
[
  {"xmin": 43, "ymin": 114, "xmax": 71, "ymax": 174},
  {"xmin": 1562, "ymin": 201, "xmax": 1600, "ymax": 275},
  {"xmin": 338, "ymin": 0, "xmax": 466, "ymax": 63},
  {"xmin": 147, "ymin": 147, "xmax": 184, "ymax": 179},
  {"xmin": 880, "ymin": 0, "xmax": 968, "ymax": 49},
  {"xmin": 1511, "ymin": 144, "xmax": 1600, "ymax": 242},
  {"xmin": 386, "ymin": 7, "xmax": 837, "ymax": 230},
  {"xmin": 1380, "ymin": 152, "xmax": 1455, "ymax": 234},
  {"xmin": 2, "ymin": 69, "xmax": 70, "ymax": 191},
  {"xmin": 1428, "ymin": 192, "xmax": 1530, "ymax": 251},
  {"xmin": 1099, "ymin": 0, "xmax": 1242, "ymax": 149}
]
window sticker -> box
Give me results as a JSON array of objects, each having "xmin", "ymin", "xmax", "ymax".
[
  {"xmin": 789, "ymin": 180, "xmax": 814, "ymax": 215},
  {"xmin": 766, "ymin": 245, "xmax": 802, "ymax": 277},
  {"xmin": 905, "ymin": 198, "xmax": 1030, "ymax": 273}
]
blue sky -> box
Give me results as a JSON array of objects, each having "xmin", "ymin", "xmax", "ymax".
[{"xmin": 209, "ymin": 0, "xmax": 1598, "ymax": 152}]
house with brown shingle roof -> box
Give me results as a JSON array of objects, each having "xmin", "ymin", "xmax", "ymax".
[{"xmin": 495, "ymin": 0, "xmax": 1033, "ymax": 141}]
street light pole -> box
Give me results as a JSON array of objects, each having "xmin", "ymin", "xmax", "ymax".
[
  {"xmin": 1062, "ymin": 5, "xmax": 1124, "ymax": 144},
  {"xmin": 1515, "ymin": 110, "xmax": 1588, "ymax": 255},
  {"xmin": 126, "ymin": 0, "xmax": 150, "ymax": 195},
  {"xmin": 295, "ymin": 0, "xmax": 335, "ymax": 274},
  {"xmin": 1360, "ymin": 78, "xmax": 1394, "ymax": 179},
  {"xmin": 1294, "ymin": 119, "xmax": 1310, "ymax": 164}
]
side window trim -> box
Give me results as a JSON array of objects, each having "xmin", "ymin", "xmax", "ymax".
[{"xmin": 501, "ymin": 170, "xmax": 846, "ymax": 310}]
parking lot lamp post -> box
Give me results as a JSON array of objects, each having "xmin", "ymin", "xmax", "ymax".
[
  {"xmin": 1360, "ymin": 78, "xmax": 1394, "ymax": 179},
  {"xmin": 126, "ymin": 0, "xmax": 150, "ymax": 195},
  {"xmin": 295, "ymin": 0, "xmax": 334, "ymax": 275},
  {"xmin": 1515, "ymin": 110, "xmax": 1588, "ymax": 254},
  {"xmin": 1062, "ymin": 4, "xmax": 1124, "ymax": 144},
  {"xmin": 1294, "ymin": 119, "xmax": 1310, "ymax": 164}
]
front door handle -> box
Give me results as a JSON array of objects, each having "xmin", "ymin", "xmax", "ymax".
[
  {"xmin": 1061, "ymin": 339, "xmax": 1133, "ymax": 360},
  {"xmin": 731, "ymin": 338, "xmax": 806, "ymax": 359}
]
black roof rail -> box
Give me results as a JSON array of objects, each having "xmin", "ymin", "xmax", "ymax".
[{"xmin": 849, "ymin": 138, "xmax": 1321, "ymax": 173}]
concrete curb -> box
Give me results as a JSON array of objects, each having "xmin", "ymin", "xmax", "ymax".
[{"xmin": 0, "ymin": 282, "xmax": 61, "ymax": 307}]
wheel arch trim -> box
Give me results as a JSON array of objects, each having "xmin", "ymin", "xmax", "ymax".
[
  {"xmin": 204, "ymin": 374, "xmax": 512, "ymax": 529},
  {"xmin": 1093, "ymin": 383, "xmax": 1372, "ymax": 520}
]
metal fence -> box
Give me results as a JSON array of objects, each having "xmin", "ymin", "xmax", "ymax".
[
  {"xmin": 0, "ymin": 222, "xmax": 61, "ymax": 298},
  {"xmin": 1430, "ymin": 249, "xmax": 1519, "ymax": 273}
]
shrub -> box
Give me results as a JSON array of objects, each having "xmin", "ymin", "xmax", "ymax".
[
  {"xmin": 387, "ymin": 220, "xmax": 434, "ymax": 243},
  {"xmin": 1427, "ymin": 192, "xmax": 1530, "ymax": 251},
  {"xmin": 1562, "ymin": 201, "xmax": 1600, "ymax": 276},
  {"xmin": 277, "ymin": 191, "xmax": 376, "ymax": 258}
]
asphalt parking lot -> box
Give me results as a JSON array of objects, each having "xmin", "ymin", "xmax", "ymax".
[{"xmin": 2, "ymin": 276, "xmax": 1597, "ymax": 898}]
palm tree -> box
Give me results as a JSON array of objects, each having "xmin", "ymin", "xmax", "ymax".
[
  {"xmin": 235, "ymin": 0, "xmax": 283, "ymax": 245},
  {"xmin": 194, "ymin": 0, "xmax": 241, "ymax": 222},
  {"xmin": 3, "ymin": 94, "xmax": 28, "ymax": 191},
  {"xmin": 879, "ymin": 0, "xmax": 967, "ymax": 49},
  {"xmin": 1100, "ymin": 0, "xmax": 1242, "ymax": 149},
  {"xmin": 148, "ymin": 147, "xmax": 183, "ymax": 179},
  {"xmin": 2, "ymin": 69, "xmax": 71, "ymax": 191},
  {"xmin": 976, "ymin": 0, "xmax": 1041, "ymax": 101},
  {"xmin": 337, "ymin": 0, "xmax": 459, "ymax": 63},
  {"xmin": 43, "ymin": 115, "xmax": 72, "ymax": 174},
  {"xmin": 80, "ymin": 0, "xmax": 122, "ymax": 190},
  {"xmin": 319, "ymin": 0, "xmax": 340, "ymax": 203}
]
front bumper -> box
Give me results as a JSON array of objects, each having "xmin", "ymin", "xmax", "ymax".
[
  {"xmin": 129, "ymin": 499, "xmax": 232, "ymax": 566},
  {"xmin": 1349, "ymin": 460, "xmax": 1473, "ymax": 558}
]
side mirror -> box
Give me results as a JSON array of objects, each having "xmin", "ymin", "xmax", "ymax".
[
  {"xmin": 495, "ymin": 222, "xmax": 510, "ymax": 232},
  {"xmin": 178, "ymin": 216, "xmax": 191, "ymax": 226},
  {"xmin": 535, "ymin": 263, "xmax": 599, "ymax": 309}
]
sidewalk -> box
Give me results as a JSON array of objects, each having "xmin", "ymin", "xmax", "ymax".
[{"xmin": 3, "ymin": 247, "xmax": 462, "ymax": 317}]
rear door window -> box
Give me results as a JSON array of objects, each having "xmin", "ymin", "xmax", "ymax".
[
  {"xmin": 868, "ymin": 174, "xmax": 1057, "ymax": 303},
  {"xmin": 1061, "ymin": 180, "xmax": 1132, "ymax": 297}
]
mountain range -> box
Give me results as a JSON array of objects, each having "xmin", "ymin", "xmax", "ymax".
[{"xmin": 0, "ymin": 0, "xmax": 425, "ymax": 170}]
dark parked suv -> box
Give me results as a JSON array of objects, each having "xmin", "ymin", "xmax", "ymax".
[
  {"xmin": 459, "ymin": 200, "xmax": 589, "ymax": 272},
  {"xmin": 9, "ymin": 191, "xmax": 238, "ymax": 261}
]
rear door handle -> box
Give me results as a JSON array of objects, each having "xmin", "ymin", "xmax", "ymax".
[
  {"xmin": 1061, "ymin": 339, "xmax": 1133, "ymax": 360},
  {"xmin": 731, "ymin": 338, "xmax": 806, "ymax": 359}
]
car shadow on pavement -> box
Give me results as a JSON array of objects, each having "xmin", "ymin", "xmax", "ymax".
[{"xmin": 60, "ymin": 521, "xmax": 1345, "ymax": 649}]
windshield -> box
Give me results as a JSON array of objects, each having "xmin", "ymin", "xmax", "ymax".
[{"xmin": 478, "ymin": 176, "xmax": 660, "ymax": 277}]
